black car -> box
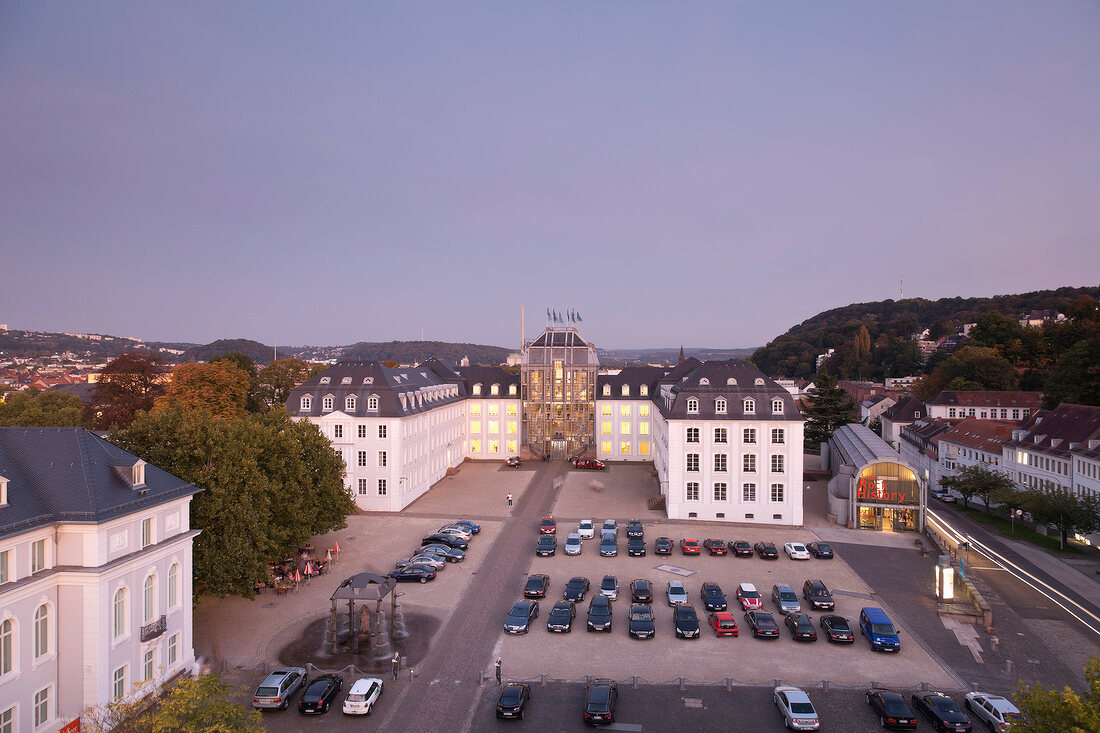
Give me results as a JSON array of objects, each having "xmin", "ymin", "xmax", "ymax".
[
  {"xmin": 744, "ymin": 611, "xmax": 780, "ymax": 638},
  {"xmin": 387, "ymin": 565, "xmax": 436, "ymax": 583},
  {"xmin": 587, "ymin": 595, "xmax": 613, "ymax": 632},
  {"xmin": 505, "ymin": 456, "xmax": 522, "ymax": 468},
  {"xmin": 421, "ymin": 534, "xmax": 469, "ymax": 550},
  {"xmin": 819, "ymin": 615, "xmax": 855, "ymax": 643},
  {"xmin": 524, "ymin": 574, "xmax": 550, "ymax": 598},
  {"xmin": 564, "ymin": 576, "xmax": 591, "ymax": 601},
  {"xmin": 418, "ymin": 543, "xmax": 465, "ymax": 562},
  {"xmin": 298, "ymin": 674, "xmax": 342, "ymax": 714},
  {"xmin": 496, "ymin": 682, "xmax": 530, "ymax": 718},
  {"xmin": 536, "ymin": 536, "xmax": 557, "ymax": 556},
  {"xmin": 628, "ymin": 603, "xmax": 655, "ymax": 639},
  {"xmin": 730, "ymin": 540, "xmax": 754, "ymax": 557},
  {"xmin": 802, "ymin": 579, "xmax": 835, "ymax": 611},
  {"xmin": 673, "ymin": 604, "xmax": 701, "ymax": 638},
  {"xmin": 547, "ymin": 601, "xmax": 576, "ymax": 633},
  {"xmin": 785, "ymin": 613, "xmax": 818, "ymax": 641},
  {"xmin": 866, "ymin": 689, "xmax": 917, "ymax": 729},
  {"xmin": 654, "ymin": 537, "xmax": 673, "ymax": 555},
  {"xmin": 807, "ymin": 542, "xmax": 834, "ymax": 558},
  {"xmin": 700, "ymin": 582, "xmax": 727, "ymax": 612},
  {"xmin": 753, "ymin": 541, "xmax": 779, "ymax": 559},
  {"xmin": 627, "ymin": 538, "xmax": 646, "ymax": 556},
  {"xmin": 583, "ymin": 679, "xmax": 617, "ymax": 725},
  {"xmin": 504, "ymin": 601, "xmax": 539, "ymax": 634},
  {"xmin": 630, "ymin": 579, "xmax": 653, "ymax": 603},
  {"xmin": 911, "ymin": 691, "xmax": 972, "ymax": 732},
  {"xmin": 626, "ymin": 519, "xmax": 644, "ymax": 538}
]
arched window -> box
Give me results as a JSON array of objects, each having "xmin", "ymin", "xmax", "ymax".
[
  {"xmin": 687, "ymin": 398, "xmax": 699, "ymax": 413},
  {"xmin": 602, "ymin": 384, "xmax": 611, "ymax": 396},
  {"xmin": 319, "ymin": 376, "xmax": 330, "ymax": 384},
  {"xmin": 508, "ymin": 384, "xmax": 517, "ymax": 395},
  {"xmin": 168, "ymin": 564, "xmax": 180, "ymax": 609},
  {"xmin": 473, "ymin": 384, "xmax": 482, "ymax": 396},
  {"xmin": 0, "ymin": 618, "xmax": 13, "ymax": 675},
  {"xmin": 113, "ymin": 588, "xmax": 127, "ymax": 638},
  {"xmin": 622, "ymin": 385, "xmax": 630, "ymax": 396},
  {"xmin": 345, "ymin": 396, "xmax": 357, "ymax": 411},
  {"xmin": 34, "ymin": 604, "xmax": 48, "ymax": 658},
  {"xmin": 743, "ymin": 398, "xmax": 756, "ymax": 414},
  {"xmin": 367, "ymin": 396, "xmax": 379, "ymax": 411},
  {"xmin": 715, "ymin": 398, "xmax": 727, "ymax": 414},
  {"xmin": 772, "ymin": 398, "xmax": 784, "ymax": 414},
  {"xmin": 300, "ymin": 396, "xmax": 312, "ymax": 411},
  {"xmin": 754, "ymin": 378, "xmax": 765, "ymax": 385},
  {"xmin": 698, "ymin": 378, "xmax": 710, "ymax": 386},
  {"xmin": 640, "ymin": 385, "xmax": 648, "ymax": 396},
  {"xmin": 726, "ymin": 378, "xmax": 737, "ymax": 385},
  {"xmin": 490, "ymin": 384, "xmax": 499, "ymax": 395},
  {"xmin": 322, "ymin": 396, "xmax": 334, "ymax": 411},
  {"xmin": 144, "ymin": 575, "xmax": 156, "ymax": 624}
]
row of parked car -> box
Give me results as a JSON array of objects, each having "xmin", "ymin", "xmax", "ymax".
[
  {"xmin": 251, "ymin": 668, "xmax": 385, "ymax": 715},
  {"xmin": 386, "ymin": 519, "xmax": 482, "ymax": 583}
]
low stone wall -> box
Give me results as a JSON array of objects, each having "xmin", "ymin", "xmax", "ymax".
[{"xmin": 922, "ymin": 526, "xmax": 993, "ymax": 628}]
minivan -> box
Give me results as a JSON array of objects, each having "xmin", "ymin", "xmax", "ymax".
[
  {"xmin": 859, "ymin": 607, "xmax": 901, "ymax": 652},
  {"xmin": 771, "ymin": 583, "xmax": 801, "ymax": 615}
]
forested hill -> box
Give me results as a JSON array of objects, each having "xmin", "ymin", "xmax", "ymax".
[
  {"xmin": 340, "ymin": 340, "xmax": 512, "ymax": 366},
  {"xmin": 181, "ymin": 339, "xmax": 273, "ymax": 364},
  {"xmin": 751, "ymin": 286, "xmax": 1100, "ymax": 379}
]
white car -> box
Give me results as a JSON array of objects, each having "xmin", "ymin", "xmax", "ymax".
[
  {"xmin": 343, "ymin": 677, "xmax": 384, "ymax": 715},
  {"xmin": 564, "ymin": 533, "xmax": 582, "ymax": 555},
  {"xmin": 773, "ymin": 685, "xmax": 820, "ymax": 730},
  {"xmin": 667, "ymin": 580, "xmax": 688, "ymax": 606},
  {"xmin": 578, "ymin": 520, "xmax": 595, "ymax": 539},
  {"xmin": 784, "ymin": 542, "xmax": 810, "ymax": 560},
  {"xmin": 437, "ymin": 525, "xmax": 473, "ymax": 540},
  {"xmin": 964, "ymin": 691, "xmax": 1027, "ymax": 730}
]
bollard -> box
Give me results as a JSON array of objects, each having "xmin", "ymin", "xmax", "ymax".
[
  {"xmin": 922, "ymin": 681, "xmax": 930, "ymax": 690},
  {"xmin": 726, "ymin": 677, "xmax": 733, "ymax": 692},
  {"xmin": 990, "ymin": 636, "xmax": 1000, "ymax": 650},
  {"xmin": 540, "ymin": 673, "xmax": 547, "ymax": 687},
  {"xmin": 871, "ymin": 680, "xmax": 879, "ymax": 690},
  {"xmin": 1005, "ymin": 660, "xmax": 1014, "ymax": 677},
  {"xmin": 822, "ymin": 680, "xmax": 829, "ymax": 692},
  {"xmin": 632, "ymin": 675, "xmax": 639, "ymax": 690},
  {"xmin": 478, "ymin": 670, "xmax": 485, "ymax": 686},
  {"xmin": 774, "ymin": 678, "xmax": 781, "ymax": 689},
  {"xmin": 586, "ymin": 675, "xmax": 592, "ymax": 685},
  {"xmin": 679, "ymin": 676, "xmax": 686, "ymax": 691}
]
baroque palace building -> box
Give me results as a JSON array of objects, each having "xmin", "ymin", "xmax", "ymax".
[{"xmin": 287, "ymin": 325, "xmax": 804, "ymax": 524}]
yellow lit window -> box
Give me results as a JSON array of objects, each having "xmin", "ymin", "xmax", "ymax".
[
  {"xmin": 470, "ymin": 421, "xmax": 481, "ymax": 433},
  {"xmin": 471, "ymin": 440, "xmax": 481, "ymax": 453},
  {"xmin": 640, "ymin": 385, "xmax": 648, "ymax": 396},
  {"xmin": 620, "ymin": 404, "xmax": 631, "ymax": 417},
  {"xmin": 602, "ymin": 404, "xmax": 612, "ymax": 415},
  {"xmin": 507, "ymin": 421, "xmax": 517, "ymax": 434},
  {"xmin": 488, "ymin": 404, "xmax": 499, "ymax": 416},
  {"xmin": 620, "ymin": 421, "xmax": 631, "ymax": 434},
  {"xmin": 640, "ymin": 404, "xmax": 649, "ymax": 416},
  {"xmin": 489, "ymin": 440, "xmax": 499, "ymax": 453},
  {"xmin": 488, "ymin": 420, "xmax": 499, "ymax": 434},
  {"xmin": 603, "ymin": 421, "xmax": 612, "ymax": 435},
  {"xmin": 639, "ymin": 421, "xmax": 649, "ymax": 435},
  {"xmin": 470, "ymin": 404, "xmax": 481, "ymax": 416},
  {"xmin": 507, "ymin": 404, "xmax": 517, "ymax": 415},
  {"xmin": 639, "ymin": 442, "xmax": 650, "ymax": 456},
  {"xmin": 602, "ymin": 441, "xmax": 612, "ymax": 454},
  {"xmin": 621, "ymin": 441, "xmax": 631, "ymax": 455},
  {"xmin": 506, "ymin": 439, "xmax": 517, "ymax": 454}
]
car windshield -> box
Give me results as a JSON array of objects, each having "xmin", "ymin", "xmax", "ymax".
[
  {"xmin": 631, "ymin": 608, "xmax": 652, "ymax": 621},
  {"xmin": 818, "ymin": 543, "xmax": 831, "ymax": 551},
  {"xmin": 588, "ymin": 687, "xmax": 611, "ymax": 705},
  {"xmin": 551, "ymin": 605, "xmax": 570, "ymax": 616},
  {"xmin": 934, "ymin": 698, "xmax": 961, "ymax": 713},
  {"xmin": 813, "ymin": 589, "xmax": 828, "ymax": 596},
  {"xmin": 884, "ymin": 697, "xmax": 908, "ymax": 714},
  {"xmin": 829, "ymin": 619, "xmax": 850, "ymax": 630},
  {"xmin": 306, "ymin": 680, "xmax": 328, "ymax": 694},
  {"xmin": 602, "ymin": 578, "xmax": 616, "ymax": 589},
  {"xmin": 741, "ymin": 589, "xmax": 759, "ymax": 598},
  {"xmin": 706, "ymin": 587, "xmax": 721, "ymax": 596},
  {"xmin": 679, "ymin": 608, "xmax": 697, "ymax": 621},
  {"xmin": 790, "ymin": 702, "xmax": 815, "ymax": 714},
  {"xmin": 871, "ymin": 623, "xmax": 897, "ymax": 635},
  {"xmin": 567, "ymin": 579, "xmax": 584, "ymax": 589},
  {"xmin": 501, "ymin": 688, "xmax": 523, "ymax": 703},
  {"xmin": 780, "ymin": 591, "xmax": 797, "ymax": 601},
  {"xmin": 567, "ymin": 536, "xmax": 580, "ymax": 543}
]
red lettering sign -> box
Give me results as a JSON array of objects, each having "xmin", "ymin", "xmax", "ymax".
[
  {"xmin": 857, "ymin": 477, "xmax": 909, "ymax": 504},
  {"xmin": 60, "ymin": 720, "xmax": 80, "ymax": 733}
]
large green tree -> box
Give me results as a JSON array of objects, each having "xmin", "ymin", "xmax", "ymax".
[
  {"xmin": 210, "ymin": 352, "xmax": 266, "ymax": 413},
  {"xmin": 912, "ymin": 346, "xmax": 1019, "ymax": 401},
  {"xmin": 0, "ymin": 389, "xmax": 87, "ymax": 427},
  {"xmin": 1043, "ymin": 337, "xmax": 1100, "ymax": 409},
  {"xmin": 938, "ymin": 463, "xmax": 1016, "ymax": 514},
  {"xmin": 801, "ymin": 373, "xmax": 857, "ymax": 448},
  {"xmin": 1024, "ymin": 485, "xmax": 1100, "ymax": 551},
  {"xmin": 82, "ymin": 674, "xmax": 262, "ymax": 733},
  {"xmin": 112, "ymin": 407, "xmax": 354, "ymax": 598},
  {"xmin": 256, "ymin": 358, "xmax": 318, "ymax": 408},
  {"xmin": 1015, "ymin": 657, "xmax": 1100, "ymax": 733}
]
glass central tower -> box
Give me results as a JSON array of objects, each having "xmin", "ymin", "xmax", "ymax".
[{"xmin": 521, "ymin": 326, "xmax": 598, "ymax": 459}]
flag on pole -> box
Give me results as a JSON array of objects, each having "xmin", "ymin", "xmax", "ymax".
[
  {"xmin": 546, "ymin": 306, "xmax": 550, "ymax": 322},
  {"xmin": 576, "ymin": 311, "xmax": 583, "ymax": 322}
]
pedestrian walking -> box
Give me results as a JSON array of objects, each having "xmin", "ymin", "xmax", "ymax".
[
  {"xmin": 495, "ymin": 657, "xmax": 502, "ymax": 685},
  {"xmin": 506, "ymin": 493, "xmax": 513, "ymax": 506},
  {"xmin": 392, "ymin": 652, "xmax": 400, "ymax": 680}
]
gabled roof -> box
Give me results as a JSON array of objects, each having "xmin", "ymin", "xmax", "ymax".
[
  {"xmin": 882, "ymin": 395, "xmax": 924, "ymax": 422},
  {"xmin": 0, "ymin": 427, "xmax": 200, "ymax": 539},
  {"xmin": 926, "ymin": 391, "xmax": 1042, "ymax": 408}
]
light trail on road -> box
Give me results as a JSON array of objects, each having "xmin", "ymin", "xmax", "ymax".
[{"xmin": 927, "ymin": 509, "xmax": 1100, "ymax": 637}]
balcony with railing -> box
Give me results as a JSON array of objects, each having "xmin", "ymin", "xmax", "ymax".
[{"xmin": 140, "ymin": 615, "xmax": 167, "ymax": 642}]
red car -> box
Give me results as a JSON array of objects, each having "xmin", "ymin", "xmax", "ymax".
[
  {"xmin": 680, "ymin": 538, "xmax": 700, "ymax": 554},
  {"xmin": 736, "ymin": 582, "xmax": 763, "ymax": 611},
  {"xmin": 539, "ymin": 516, "xmax": 557, "ymax": 534},
  {"xmin": 575, "ymin": 459, "xmax": 605, "ymax": 470},
  {"xmin": 708, "ymin": 612, "xmax": 739, "ymax": 637},
  {"xmin": 702, "ymin": 539, "xmax": 727, "ymax": 556}
]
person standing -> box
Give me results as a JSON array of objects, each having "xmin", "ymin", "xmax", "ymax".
[
  {"xmin": 392, "ymin": 652, "xmax": 400, "ymax": 680},
  {"xmin": 506, "ymin": 493, "xmax": 513, "ymax": 506},
  {"xmin": 495, "ymin": 657, "xmax": 502, "ymax": 685}
]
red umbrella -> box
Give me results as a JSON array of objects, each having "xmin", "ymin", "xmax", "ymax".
[
  {"xmin": 293, "ymin": 568, "xmax": 302, "ymax": 583},
  {"xmin": 326, "ymin": 548, "xmax": 333, "ymax": 562},
  {"xmin": 334, "ymin": 541, "xmax": 341, "ymax": 554},
  {"xmin": 305, "ymin": 561, "xmax": 315, "ymax": 575}
]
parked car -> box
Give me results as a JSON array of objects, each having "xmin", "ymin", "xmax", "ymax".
[
  {"xmin": 679, "ymin": 538, "xmax": 701, "ymax": 554},
  {"xmin": 599, "ymin": 534, "xmax": 618, "ymax": 557},
  {"xmin": 252, "ymin": 667, "xmax": 307, "ymax": 710},
  {"xmin": 342, "ymin": 677, "xmax": 383, "ymax": 715},
  {"xmin": 771, "ymin": 583, "xmax": 801, "ymax": 615},
  {"xmin": 599, "ymin": 575, "xmax": 619, "ymax": 600},
  {"xmin": 628, "ymin": 603, "xmax": 655, "ymax": 639},
  {"xmin": 496, "ymin": 682, "xmax": 530, "ymax": 719},
  {"xmin": 730, "ymin": 540, "xmax": 754, "ymax": 557},
  {"xmin": 673, "ymin": 603, "xmax": 701, "ymax": 638},
  {"xmin": 452, "ymin": 519, "xmax": 481, "ymax": 535},
  {"xmin": 418, "ymin": 544, "xmax": 465, "ymax": 562},
  {"xmin": 866, "ymin": 688, "xmax": 917, "ymax": 729},
  {"xmin": 602, "ymin": 519, "xmax": 618, "ymax": 535},
  {"xmin": 504, "ymin": 601, "xmax": 539, "ymax": 634},
  {"xmin": 784, "ymin": 542, "xmax": 810, "ymax": 560},
  {"xmin": 802, "ymin": 579, "xmax": 835, "ymax": 611},
  {"xmin": 702, "ymin": 538, "xmax": 728, "ymax": 555},
  {"xmin": 539, "ymin": 516, "xmax": 557, "ymax": 534},
  {"xmin": 546, "ymin": 601, "xmax": 576, "ymax": 633},
  {"xmin": 774, "ymin": 685, "xmax": 821, "ymax": 731},
  {"xmin": 395, "ymin": 554, "xmax": 446, "ymax": 571},
  {"xmin": 578, "ymin": 519, "xmax": 595, "ymax": 539},
  {"xmin": 627, "ymin": 538, "xmax": 646, "ymax": 556},
  {"xmin": 931, "ymin": 488, "xmax": 957, "ymax": 503},
  {"xmin": 298, "ymin": 674, "xmax": 342, "ymax": 714},
  {"xmin": 819, "ymin": 615, "xmax": 855, "ymax": 643},
  {"xmin": 564, "ymin": 576, "xmax": 590, "ymax": 602},
  {"xmin": 744, "ymin": 611, "xmax": 780, "ymax": 638},
  {"xmin": 806, "ymin": 542, "xmax": 833, "ymax": 558},
  {"xmin": 626, "ymin": 519, "xmax": 644, "ymax": 538},
  {"xmin": 708, "ymin": 611, "xmax": 739, "ymax": 637},
  {"xmin": 505, "ymin": 456, "xmax": 522, "ymax": 468},
  {"xmin": 630, "ymin": 579, "xmax": 653, "ymax": 603},
  {"xmin": 575, "ymin": 458, "xmax": 605, "ymax": 470},
  {"xmin": 654, "ymin": 536, "xmax": 673, "ymax": 555},
  {"xmin": 963, "ymin": 692, "xmax": 1027, "ymax": 730},
  {"xmin": 564, "ymin": 533, "xmax": 583, "ymax": 555},
  {"xmin": 387, "ymin": 565, "xmax": 436, "ymax": 583},
  {"xmin": 911, "ymin": 691, "xmax": 972, "ymax": 732},
  {"xmin": 536, "ymin": 536, "xmax": 557, "ymax": 556},
  {"xmin": 754, "ymin": 541, "xmax": 779, "ymax": 559},
  {"xmin": 700, "ymin": 582, "xmax": 727, "ymax": 612},
  {"xmin": 437, "ymin": 525, "xmax": 472, "ymax": 540},
  {"xmin": 524, "ymin": 573, "xmax": 550, "ymax": 598},
  {"xmin": 583, "ymin": 679, "xmax": 617, "ymax": 724},
  {"xmin": 785, "ymin": 613, "xmax": 818, "ymax": 641},
  {"xmin": 666, "ymin": 580, "xmax": 688, "ymax": 606},
  {"xmin": 860, "ymin": 607, "xmax": 901, "ymax": 652},
  {"xmin": 736, "ymin": 582, "xmax": 763, "ymax": 610},
  {"xmin": 421, "ymin": 534, "xmax": 468, "ymax": 550},
  {"xmin": 586, "ymin": 595, "xmax": 613, "ymax": 631}
]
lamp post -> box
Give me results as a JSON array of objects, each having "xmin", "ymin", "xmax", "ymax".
[{"xmin": 1011, "ymin": 508, "xmax": 1023, "ymax": 533}]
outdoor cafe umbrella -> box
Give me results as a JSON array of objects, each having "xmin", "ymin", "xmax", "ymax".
[{"xmin": 293, "ymin": 568, "xmax": 302, "ymax": 584}]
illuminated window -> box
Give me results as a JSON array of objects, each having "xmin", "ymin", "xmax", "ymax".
[
  {"xmin": 771, "ymin": 428, "xmax": 785, "ymax": 444},
  {"xmin": 471, "ymin": 440, "xmax": 481, "ymax": 453},
  {"xmin": 714, "ymin": 428, "xmax": 727, "ymax": 443},
  {"xmin": 686, "ymin": 482, "xmax": 700, "ymax": 501},
  {"xmin": 639, "ymin": 422, "xmax": 649, "ymax": 435},
  {"xmin": 743, "ymin": 428, "xmax": 756, "ymax": 444},
  {"xmin": 640, "ymin": 404, "xmax": 649, "ymax": 416},
  {"xmin": 621, "ymin": 441, "xmax": 631, "ymax": 455},
  {"xmin": 742, "ymin": 483, "xmax": 756, "ymax": 501},
  {"xmin": 687, "ymin": 398, "xmax": 699, "ymax": 413},
  {"xmin": 620, "ymin": 421, "xmax": 631, "ymax": 434},
  {"xmin": 473, "ymin": 384, "xmax": 482, "ymax": 395},
  {"xmin": 509, "ymin": 384, "xmax": 517, "ymax": 395},
  {"xmin": 506, "ymin": 440, "xmax": 518, "ymax": 454},
  {"xmin": 686, "ymin": 427, "xmax": 699, "ymax": 443},
  {"xmin": 770, "ymin": 455, "xmax": 785, "ymax": 473},
  {"xmin": 715, "ymin": 399, "xmax": 726, "ymax": 414},
  {"xmin": 770, "ymin": 483, "xmax": 784, "ymax": 502},
  {"xmin": 640, "ymin": 385, "xmax": 648, "ymax": 396},
  {"xmin": 743, "ymin": 399, "xmax": 755, "ymax": 414},
  {"xmin": 602, "ymin": 441, "xmax": 612, "ymax": 454},
  {"xmin": 621, "ymin": 404, "xmax": 631, "ymax": 417},
  {"xmin": 686, "ymin": 454, "xmax": 700, "ymax": 472},
  {"xmin": 602, "ymin": 404, "xmax": 612, "ymax": 415},
  {"xmin": 488, "ymin": 403, "xmax": 499, "ymax": 416},
  {"xmin": 507, "ymin": 403, "xmax": 517, "ymax": 415},
  {"xmin": 471, "ymin": 421, "xmax": 481, "ymax": 433},
  {"xmin": 603, "ymin": 384, "xmax": 611, "ymax": 396},
  {"xmin": 507, "ymin": 421, "xmax": 517, "ymax": 434},
  {"xmin": 346, "ymin": 396, "xmax": 357, "ymax": 411},
  {"xmin": 488, "ymin": 420, "xmax": 499, "ymax": 434},
  {"xmin": 714, "ymin": 454, "xmax": 727, "ymax": 472},
  {"xmin": 743, "ymin": 454, "xmax": 756, "ymax": 472},
  {"xmin": 639, "ymin": 442, "xmax": 649, "ymax": 456},
  {"xmin": 714, "ymin": 483, "xmax": 727, "ymax": 501},
  {"xmin": 603, "ymin": 421, "xmax": 612, "ymax": 435},
  {"xmin": 489, "ymin": 440, "xmax": 499, "ymax": 453},
  {"xmin": 491, "ymin": 384, "xmax": 499, "ymax": 395},
  {"xmin": 470, "ymin": 404, "xmax": 481, "ymax": 416},
  {"xmin": 622, "ymin": 385, "xmax": 630, "ymax": 396}
]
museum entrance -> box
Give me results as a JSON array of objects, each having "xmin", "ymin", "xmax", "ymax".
[{"xmin": 857, "ymin": 506, "xmax": 917, "ymax": 532}]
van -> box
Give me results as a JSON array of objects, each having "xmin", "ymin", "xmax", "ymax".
[{"xmin": 859, "ymin": 607, "xmax": 900, "ymax": 652}]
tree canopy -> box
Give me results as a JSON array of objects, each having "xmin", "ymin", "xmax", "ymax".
[
  {"xmin": 257, "ymin": 358, "xmax": 321, "ymax": 408},
  {"xmin": 800, "ymin": 373, "xmax": 857, "ymax": 448},
  {"xmin": 938, "ymin": 463, "xmax": 1016, "ymax": 513},
  {"xmin": 1015, "ymin": 657, "xmax": 1100, "ymax": 733},
  {"xmin": 93, "ymin": 352, "xmax": 169, "ymax": 430},
  {"xmin": 157, "ymin": 361, "xmax": 251, "ymax": 419},
  {"xmin": 912, "ymin": 346, "xmax": 1019, "ymax": 401},
  {"xmin": 82, "ymin": 674, "xmax": 263, "ymax": 733},
  {"xmin": 0, "ymin": 389, "xmax": 87, "ymax": 427}
]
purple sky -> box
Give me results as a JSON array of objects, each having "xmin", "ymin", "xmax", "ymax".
[{"xmin": 2, "ymin": 2, "xmax": 1098, "ymax": 350}]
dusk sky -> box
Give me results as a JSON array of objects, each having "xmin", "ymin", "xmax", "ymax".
[{"xmin": 2, "ymin": 2, "xmax": 1098, "ymax": 351}]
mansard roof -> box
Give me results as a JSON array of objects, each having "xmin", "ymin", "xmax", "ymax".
[
  {"xmin": 938, "ymin": 418, "xmax": 1015, "ymax": 453},
  {"xmin": 0, "ymin": 427, "xmax": 200, "ymax": 539},
  {"xmin": 455, "ymin": 366, "xmax": 520, "ymax": 397},
  {"xmin": 596, "ymin": 367, "xmax": 665, "ymax": 399},
  {"xmin": 287, "ymin": 360, "xmax": 465, "ymax": 419},
  {"xmin": 1005, "ymin": 404, "xmax": 1100, "ymax": 460},
  {"xmin": 661, "ymin": 360, "xmax": 802, "ymax": 421},
  {"xmin": 926, "ymin": 391, "xmax": 1042, "ymax": 408}
]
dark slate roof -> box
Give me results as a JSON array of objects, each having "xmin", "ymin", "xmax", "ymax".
[
  {"xmin": 658, "ymin": 357, "xmax": 702, "ymax": 384},
  {"xmin": 529, "ymin": 330, "xmax": 589, "ymax": 348},
  {"xmin": 660, "ymin": 360, "xmax": 803, "ymax": 421},
  {"xmin": 1004, "ymin": 404, "xmax": 1100, "ymax": 460},
  {"xmin": 45, "ymin": 382, "xmax": 98, "ymax": 404},
  {"xmin": 882, "ymin": 395, "xmax": 924, "ymax": 422},
  {"xmin": 287, "ymin": 361, "xmax": 466, "ymax": 419},
  {"xmin": 927, "ymin": 391, "xmax": 1042, "ymax": 408},
  {"xmin": 597, "ymin": 367, "xmax": 665, "ymax": 400},
  {"xmin": 0, "ymin": 427, "xmax": 201, "ymax": 540},
  {"xmin": 455, "ymin": 366, "xmax": 520, "ymax": 398}
]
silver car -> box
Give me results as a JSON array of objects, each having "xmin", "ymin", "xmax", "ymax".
[
  {"xmin": 252, "ymin": 667, "xmax": 307, "ymax": 710},
  {"xmin": 564, "ymin": 533, "xmax": 582, "ymax": 555},
  {"xmin": 771, "ymin": 583, "xmax": 801, "ymax": 615},
  {"xmin": 774, "ymin": 685, "xmax": 820, "ymax": 730}
]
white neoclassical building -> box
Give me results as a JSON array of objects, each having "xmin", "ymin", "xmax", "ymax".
[{"xmin": 0, "ymin": 428, "xmax": 201, "ymax": 732}]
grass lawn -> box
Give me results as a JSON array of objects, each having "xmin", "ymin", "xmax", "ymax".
[{"xmin": 954, "ymin": 504, "xmax": 1086, "ymax": 554}]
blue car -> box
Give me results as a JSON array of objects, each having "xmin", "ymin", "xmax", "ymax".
[
  {"xmin": 452, "ymin": 520, "xmax": 481, "ymax": 535},
  {"xmin": 807, "ymin": 542, "xmax": 834, "ymax": 559},
  {"xmin": 859, "ymin": 607, "xmax": 901, "ymax": 652}
]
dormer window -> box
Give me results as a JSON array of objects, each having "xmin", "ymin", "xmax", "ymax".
[
  {"xmin": 368, "ymin": 396, "xmax": 379, "ymax": 411},
  {"xmin": 491, "ymin": 384, "xmax": 499, "ymax": 396},
  {"xmin": 640, "ymin": 385, "xmax": 648, "ymax": 396},
  {"xmin": 743, "ymin": 398, "xmax": 756, "ymax": 414},
  {"xmin": 473, "ymin": 384, "xmax": 482, "ymax": 396},
  {"xmin": 363, "ymin": 377, "xmax": 374, "ymax": 385},
  {"xmin": 131, "ymin": 461, "xmax": 146, "ymax": 487},
  {"xmin": 771, "ymin": 398, "xmax": 784, "ymax": 414},
  {"xmin": 915, "ymin": 411, "xmax": 921, "ymax": 419},
  {"xmin": 341, "ymin": 377, "xmax": 352, "ymax": 384},
  {"xmin": 300, "ymin": 396, "xmax": 312, "ymax": 411},
  {"xmin": 727, "ymin": 378, "xmax": 737, "ymax": 385},
  {"xmin": 622, "ymin": 385, "xmax": 630, "ymax": 397},
  {"xmin": 603, "ymin": 384, "xmax": 611, "ymax": 396},
  {"xmin": 687, "ymin": 398, "xmax": 699, "ymax": 414},
  {"xmin": 699, "ymin": 377, "xmax": 710, "ymax": 386},
  {"xmin": 320, "ymin": 377, "xmax": 330, "ymax": 384},
  {"xmin": 754, "ymin": 378, "xmax": 765, "ymax": 386},
  {"xmin": 322, "ymin": 396, "xmax": 334, "ymax": 411},
  {"xmin": 345, "ymin": 396, "xmax": 357, "ymax": 412},
  {"xmin": 0, "ymin": 475, "xmax": 8, "ymax": 506},
  {"xmin": 715, "ymin": 398, "xmax": 727, "ymax": 414},
  {"xmin": 509, "ymin": 384, "xmax": 517, "ymax": 395},
  {"xmin": 398, "ymin": 395, "xmax": 406, "ymax": 410}
]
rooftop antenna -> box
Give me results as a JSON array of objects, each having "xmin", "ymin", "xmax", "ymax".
[
  {"xmin": 274, "ymin": 341, "xmax": 277, "ymax": 363},
  {"xmin": 520, "ymin": 304, "xmax": 525, "ymax": 350},
  {"xmin": 900, "ymin": 274, "xmax": 904, "ymax": 301}
]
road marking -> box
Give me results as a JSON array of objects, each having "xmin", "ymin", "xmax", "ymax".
[
  {"xmin": 606, "ymin": 724, "xmax": 643, "ymax": 732},
  {"xmin": 684, "ymin": 698, "xmax": 703, "ymax": 708},
  {"xmin": 832, "ymin": 589, "xmax": 874, "ymax": 599},
  {"xmin": 655, "ymin": 564, "xmax": 697, "ymax": 577},
  {"xmin": 940, "ymin": 615, "xmax": 984, "ymax": 663}
]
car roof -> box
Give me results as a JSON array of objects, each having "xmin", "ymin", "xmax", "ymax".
[
  {"xmin": 861, "ymin": 606, "xmax": 891, "ymax": 621},
  {"xmin": 668, "ymin": 580, "xmax": 685, "ymax": 588},
  {"xmin": 738, "ymin": 582, "xmax": 758, "ymax": 592},
  {"xmin": 776, "ymin": 686, "xmax": 811, "ymax": 702}
]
